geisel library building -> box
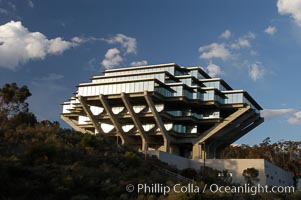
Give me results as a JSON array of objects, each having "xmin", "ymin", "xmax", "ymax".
[{"xmin": 62, "ymin": 63, "xmax": 294, "ymax": 186}]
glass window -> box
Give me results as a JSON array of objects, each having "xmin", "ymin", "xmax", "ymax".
[
  {"xmin": 143, "ymin": 81, "xmax": 148, "ymax": 91},
  {"xmin": 92, "ymin": 86, "xmax": 96, "ymax": 95},
  {"xmin": 108, "ymin": 84, "xmax": 113, "ymax": 95},
  {"xmin": 135, "ymin": 82, "xmax": 140, "ymax": 92},
  {"xmin": 138, "ymin": 82, "xmax": 143, "ymax": 92},
  {"xmin": 121, "ymin": 83, "xmax": 126, "ymax": 93},
  {"xmin": 130, "ymin": 82, "xmax": 135, "ymax": 93},
  {"xmin": 115, "ymin": 84, "xmax": 121, "ymax": 93},
  {"xmin": 78, "ymin": 87, "xmax": 83, "ymax": 95},
  {"xmin": 111, "ymin": 84, "xmax": 116, "ymax": 94},
  {"xmin": 103, "ymin": 85, "xmax": 108, "ymax": 95},
  {"xmin": 125, "ymin": 83, "xmax": 130, "ymax": 93},
  {"xmin": 95, "ymin": 85, "xmax": 100, "ymax": 95}
]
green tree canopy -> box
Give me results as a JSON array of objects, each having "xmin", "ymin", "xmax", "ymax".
[
  {"xmin": 0, "ymin": 82, "xmax": 31, "ymax": 118},
  {"xmin": 242, "ymin": 167, "xmax": 259, "ymax": 185}
]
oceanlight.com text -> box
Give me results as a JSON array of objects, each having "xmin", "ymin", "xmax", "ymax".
[{"xmin": 126, "ymin": 183, "xmax": 295, "ymax": 196}]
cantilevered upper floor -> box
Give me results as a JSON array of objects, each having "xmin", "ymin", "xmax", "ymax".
[{"xmin": 61, "ymin": 63, "xmax": 263, "ymax": 159}]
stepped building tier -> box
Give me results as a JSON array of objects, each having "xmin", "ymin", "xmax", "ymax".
[{"xmin": 61, "ymin": 63, "xmax": 263, "ymax": 159}]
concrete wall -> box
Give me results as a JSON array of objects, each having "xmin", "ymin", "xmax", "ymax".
[
  {"xmin": 147, "ymin": 150, "xmax": 192, "ymax": 170},
  {"xmin": 198, "ymin": 158, "xmax": 266, "ymax": 185},
  {"xmin": 147, "ymin": 150, "xmax": 293, "ymax": 186},
  {"xmin": 297, "ymin": 179, "xmax": 301, "ymax": 190},
  {"xmin": 264, "ymin": 160, "xmax": 294, "ymax": 186}
]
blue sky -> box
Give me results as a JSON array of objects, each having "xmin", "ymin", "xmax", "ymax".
[{"xmin": 0, "ymin": 0, "xmax": 301, "ymax": 145}]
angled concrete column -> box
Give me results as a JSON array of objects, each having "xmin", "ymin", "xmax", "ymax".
[
  {"xmin": 99, "ymin": 94, "xmax": 128, "ymax": 145},
  {"xmin": 144, "ymin": 91, "xmax": 170, "ymax": 153},
  {"xmin": 193, "ymin": 105, "xmax": 251, "ymax": 145},
  {"xmin": 191, "ymin": 105, "xmax": 254, "ymax": 159},
  {"xmin": 121, "ymin": 92, "xmax": 149, "ymax": 150},
  {"xmin": 78, "ymin": 95, "xmax": 103, "ymax": 134},
  {"xmin": 231, "ymin": 116, "xmax": 264, "ymax": 142},
  {"xmin": 60, "ymin": 114, "xmax": 88, "ymax": 133}
]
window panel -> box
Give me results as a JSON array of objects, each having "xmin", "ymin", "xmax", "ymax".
[{"xmin": 125, "ymin": 83, "xmax": 130, "ymax": 93}]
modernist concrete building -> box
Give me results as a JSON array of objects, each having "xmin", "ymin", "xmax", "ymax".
[{"xmin": 61, "ymin": 63, "xmax": 263, "ymax": 159}]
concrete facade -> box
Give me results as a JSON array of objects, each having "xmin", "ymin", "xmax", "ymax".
[{"xmin": 61, "ymin": 63, "xmax": 263, "ymax": 159}]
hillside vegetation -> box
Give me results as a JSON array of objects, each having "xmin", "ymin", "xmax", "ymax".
[
  {"xmin": 221, "ymin": 138, "xmax": 301, "ymax": 179},
  {"xmin": 0, "ymin": 83, "xmax": 199, "ymax": 200},
  {"xmin": 1, "ymin": 83, "xmax": 300, "ymax": 200}
]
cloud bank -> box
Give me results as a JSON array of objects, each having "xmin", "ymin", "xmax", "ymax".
[
  {"xmin": 249, "ymin": 63, "xmax": 265, "ymax": 81},
  {"xmin": 130, "ymin": 60, "xmax": 148, "ymax": 67},
  {"xmin": 101, "ymin": 34, "xmax": 138, "ymax": 69},
  {"xmin": 0, "ymin": 21, "xmax": 80, "ymax": 70},
  {"xmin": 220, "ymin": 30, "xmax": 231, "ymax": 39},
  {"xmin": 277, "ymin": 0, "xmax": 301, "ymax": 26},
  {"xmin": 206, "ymin": 63, "xmax": 223, "ymax": 77},
  {"xmin": 261, "ymin": 108, "xmax": 295, "ymax": 120},
  {"xmin": 101, "ymin": 48, "xmax": 123, "ymax": 69},
  {"xmin": 288, "ymin": 111, "xmax": 301, "ymax": 124},
  {"xmin": 104, "ymin": 34, "xmax": 137, "ymax": 54},
  {"xmin": 199, "ymin": 43, "xmax": 231, "ymax": 60}
]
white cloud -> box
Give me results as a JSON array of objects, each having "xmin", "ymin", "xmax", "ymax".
[
  {"xmin": 231, "ymin": 38, "xmax": 251, "ymax": 49},
  {"xmin": 0, "ymin": 21, "xmax": 78, "ymax": 70},
  {"xmin": 28, "ymin": 0, "xmax": 34, "ymax": 8},
  {"xmin": 220, "ymin": 30, "xmax": 231, "ymax": 39},
  {"xmin": 238, "ymin": 39, "xmax": 251, "ymax": 47},
  {"xmin": 245, "ymin": 32, "xmax": 256, "ymax": 39},
  {"xmin": 101, "ymin": 34, "xmax": 138, "ymax": 69},
  {"xmin": 206, "ymin": 63, "xmax": 223, "ymax": 77},
  {"xmin": 288, "ymin": 111, "xmax": 301, "ymax": 124},
  {"xmin": 71, "ymin": 36, "xmax": 84, "ymax": 43},
  {"xmin": 230, "ymin": 33, "xmax": 255, "ymax": 49},
  {"xmin": 261, "ymin": 108, "xmax": 295, "ymax": 120},
  {"xmin": 248, "ymin": 63, "xmax": 265, "ymax": 81},
  {"xmin": 105, "ymin": 34, "xmax": 137, "ymax": 54},
  {"xmin": 0, "ymin": 1, "xmax": 17, "ymax": 17},
  {"xmin": 277, "ymin": 0, "xmax": 301, "ymax": 26},
  {"xmin": 48, "ymin": 37, "xmax": 73, "ymax": 54},
  {"xmin": 71, "ymin": 36, "xmax": 103, "ymax": 44},
  {"xmin": 101, "ymin": 48, "xmax": 123, "ymax": 69},
  {"xmin": 0, "ymin": 8, "xmax": 10, "ymax": 15},
  {"xmin": 130, "ymin": 60, "xmax": 148, "ymax": 67},
  {"xmin": 199, "ymin": 43, "xmax": 231, "ymax": 60},
  {"xmin": 37, "ymin": 73, "xmax": 64, "ymax": 81},
  {"xmin": 264, "ymin": 26, "xmax": 277, "ymax": 35}
]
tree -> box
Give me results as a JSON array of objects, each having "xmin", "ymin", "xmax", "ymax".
[
  {"xmin": 0, "ymin": 83, "xmax": 36, "ymax": 129},
  {"xmin": 242, "ymin": 167, "xmax": 259, "ymax": 185},
  {"xmin": 0, "ymin": 83, "xmax": 31, "ymax": 118}
]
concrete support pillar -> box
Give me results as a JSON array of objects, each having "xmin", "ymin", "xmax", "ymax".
[
  {"xmin": 192, "ymin": 143, "xmax": 200, "ymax": 160},
  {"xmin": 170, "ymin": 144, "xmax": 180, "ymax": 155},
  {"xmin": 78, "ymin": 95, "xmax": 104, "ymax": 135},
  {"xmin": 141, "ymin": 139, "xmax": 148, "ymax": 151},
  {"xmin": 158, "ymin": 140, "xmax": 170, "ymax": 153},
  {"xmin": 99, "ymin": 94, "xmax": 127, "ymax": 144},
  {"xmin": 163, "ymin": 139, "xmax": 170, "ymax": 153},
  {"xmin": 144, "ymin": 91, "xmax": 172, "ymax": 153},
  {"xmin": 192, "ymin": 143, "xmax": 206, "ymax": 160},
  {"xmin": 121, "ymin": 92, "xmax": 149, "ymax": 151}
]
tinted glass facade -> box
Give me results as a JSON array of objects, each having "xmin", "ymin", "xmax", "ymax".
[{"xmin": 61, "ymin": 63, "xmax": 263, "ymax": 159}]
